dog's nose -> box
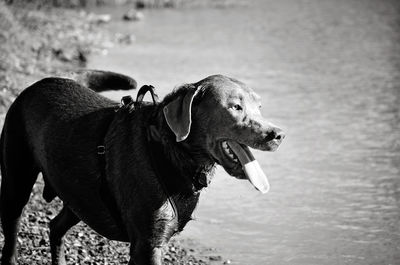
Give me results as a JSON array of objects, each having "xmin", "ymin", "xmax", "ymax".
[{"xmin": 265, "ymin": 128, "xmax": 285, "ymax": 142}]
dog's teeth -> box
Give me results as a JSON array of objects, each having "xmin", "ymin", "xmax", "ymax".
[
  {"xmin": 222, "ymin": 141, "xmax": 230, "ymax": 154},
  {"xmin": 222, "ymin": 141, "xmax": 239, "ymax": 162}
]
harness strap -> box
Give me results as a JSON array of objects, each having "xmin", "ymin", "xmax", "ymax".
[
  {"xmin": 135, "ymin": 85, "xmax": 159, "ymax": 108},
  {"xmin": 97, "ymin": 85, "xmax": 179, "ymax": 233},
  {"xmin": 137, "ymin": 85, "xmax": 179, "ymax": 228},
  {"xmin": 97, "ymin": 111, "xmax": 128, "ymax": 238},
  {"xmin": 147, "ymin": 128, "xmax": 179, "ymax": 229}
]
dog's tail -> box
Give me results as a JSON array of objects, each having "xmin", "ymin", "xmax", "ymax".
[{"xmin": 61, "ymin": 70, "xmax": 137, "ymax": 92}]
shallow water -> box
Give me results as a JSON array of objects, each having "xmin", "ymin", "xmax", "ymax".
[{"xmin": 90, "ymin": 0, "xmax": 400, "ymax": 264}]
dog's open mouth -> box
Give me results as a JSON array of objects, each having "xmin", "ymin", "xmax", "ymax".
[
  {"xmin": 221, "ymin": 141, "xmax": 241, "ymax": 168},
  {"xmin": 219, "ymin": 140, "xmax": 270, "ymax": 193}
]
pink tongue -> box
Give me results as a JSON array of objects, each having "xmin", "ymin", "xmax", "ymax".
[{"xmin": 227, "ymin": 141, "xmax": 270, "ymax": 194}]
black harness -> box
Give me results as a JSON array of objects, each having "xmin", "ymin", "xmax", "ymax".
[
  {"xmin": 97, "ymin": 85, "xmax": 180, "ymax": 231},
  {"xmin": 97, "ymin": 85, "xmax": 212, "ymax": 234}
]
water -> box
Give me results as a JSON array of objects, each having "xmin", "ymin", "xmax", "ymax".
[{"xmin": 90, "ymin": 1, "xmax": 400, "ymax": 264}]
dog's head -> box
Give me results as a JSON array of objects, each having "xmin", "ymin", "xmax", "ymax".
[{"xmin": 163, "ymin": 75, "xmax": 284, "ymax": 192}]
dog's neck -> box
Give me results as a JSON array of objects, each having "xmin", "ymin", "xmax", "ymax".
[{"xmin": 150, "ymin": 107, "xmax": 216, "ymax": 193}]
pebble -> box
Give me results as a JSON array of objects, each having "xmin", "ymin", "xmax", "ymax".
[
  {"xmin": 116, "ymin": 33, "xmax": 136, "ymax": 45},
  {"xmin": 123, "ymin": 9, "xmax": 144, "ymax": 21},
  {"xmin": 209, "ymin": 255, "xmax": 222, "ymax": 261},
  {"xmin": 88, "ymin": 13, "xmax": 111, "ymax": 24}
]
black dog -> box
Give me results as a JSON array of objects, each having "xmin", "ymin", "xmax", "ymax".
[{"xmin": 0, "ymin": 71, "xmax": 284, "ymax": 265}]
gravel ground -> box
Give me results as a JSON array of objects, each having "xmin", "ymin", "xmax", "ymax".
[
  {"xmin": 0, "ymin": 3, "xmax": 227, "ymax": 264},
  {"xmin": 0, "ymin": 177, "xmax": 224, "ymax": 264}
]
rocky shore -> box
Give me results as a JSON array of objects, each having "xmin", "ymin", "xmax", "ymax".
[{"xmin": 0, "ymin": 2, "xmax": 227, "ymax": 264}]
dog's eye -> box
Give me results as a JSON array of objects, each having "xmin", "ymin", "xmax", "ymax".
[{"xmin": 231, "ymin": 104, "xmax": 243, "ymax": 111}]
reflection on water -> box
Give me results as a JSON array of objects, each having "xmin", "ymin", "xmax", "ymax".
[{"xmin": 91, "ymin": 0, "xmax": 400, "ymax": 264}]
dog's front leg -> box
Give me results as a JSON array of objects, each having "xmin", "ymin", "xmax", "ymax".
[
  {"xmin": 127, "ymin": 199, "xmax": 177, "ymax": 265},
  {"xmin": 128, "ymin": 242, "xmax": 163, "ymax": 265}
]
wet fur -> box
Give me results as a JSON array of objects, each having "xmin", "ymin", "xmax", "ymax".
[
  {"xmin": 0, "ymin": 72, "xmax": 213, "ymax": 265},
  {"xmin": 0, "ymin": 71, "xmax": 283, "ymax": 265}
]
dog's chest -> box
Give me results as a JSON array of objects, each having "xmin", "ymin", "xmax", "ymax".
[
  {"xmin": 153, "ymin": 193, "xmax": 200, "ymax": 243},
  {"xmin": 174, "ymin": 193, "xmax": 200, "ymax": 231}
]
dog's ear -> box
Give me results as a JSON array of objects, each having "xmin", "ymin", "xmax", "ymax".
[{"xmin": 163, "ymin": 86, "xmax": 201, "ymax": 142}]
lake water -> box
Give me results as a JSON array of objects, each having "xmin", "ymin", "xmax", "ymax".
[{"xmin": 90, "ymin": 1, "xmax": 400, "ymax": 264}]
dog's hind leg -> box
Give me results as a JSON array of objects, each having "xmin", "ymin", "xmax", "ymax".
[
  {"xmin": 49, "ymin": 206, "xmax": 80, "ymax": 265},
  {"xmin": 43, "ymin": 177, "xmax": 57, "ymax": 203},
  {"xmin": 0, "ymin": 121, "xmax": 40, "ymax": 265}
]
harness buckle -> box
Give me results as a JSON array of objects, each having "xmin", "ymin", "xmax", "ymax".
[
  {"xmin": 116, "ymin": 95, "xmax": 135, "ymax": 113},
  {"xmin": 97, "ymin": 145, "xmax": 106, "ymax": 155}
]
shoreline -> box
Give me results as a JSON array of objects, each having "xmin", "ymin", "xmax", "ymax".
[{"xmin": 0, "ymin": 3, "xmax": 227, "ymax": 264}]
